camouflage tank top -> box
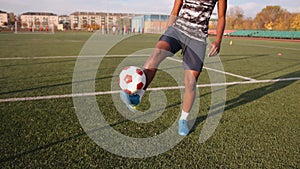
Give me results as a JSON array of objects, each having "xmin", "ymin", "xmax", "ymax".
[{"xmin": 174, "ymin": 0, "xmax": 218, "ymax": 40}]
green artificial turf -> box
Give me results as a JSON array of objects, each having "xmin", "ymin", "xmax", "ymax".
[{"xmin": 0, "ymin": 32, "xmax": 299, "ymax": 168}]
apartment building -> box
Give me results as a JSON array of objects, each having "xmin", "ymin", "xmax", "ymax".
[
  {"xmin": 58, "ymin": 15, "xmax": 71, "ymax": 30},
  {"xmin": 20, "ymin": 12, "xmax": 59, "ymax": 29},
  {"xmin": 0, "ymin": 10, "xmax": 8, "ymax": 27},
  {"xmin": 70, "ymin": 11, "xmax": 136, "ymax": 31},
  {"xmin": 132, "ymin": 14, "xmax": 169, "ymax": 34},
  {"xmin": 132, "ymin": 13, "xmax": 219, "ymax": 34},
  {"xmin": 59, "ymin": 15, "xmax": 70, "ymax": 24}
]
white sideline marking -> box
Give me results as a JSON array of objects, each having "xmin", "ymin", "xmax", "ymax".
[
  {"xmin": 167, "ymin": 57, "xmax": 256, "ymax": 81},
  {"xmin": 0, "ymin": 56, "xmax": 78, "ymax": 60},
  {"xmin": 245, "ymin": 44, "xmax": 300, "ymax": 51},
  {"xmin": 204, "ymin": 67, "xmax": 256, "ymax": 81},
  {"xmin": 0, "ymin": 77, "xmax": 299, "ymax": 103},
  {"xmin": 0, "ymin": 55, "xmax": 148, "ymax": 60}
]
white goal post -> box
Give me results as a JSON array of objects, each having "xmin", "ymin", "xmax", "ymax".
[{"xmin": 14, "ymin": 20, "xmax": 55, "ymax": 34}]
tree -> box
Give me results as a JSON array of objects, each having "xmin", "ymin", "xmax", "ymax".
[
  {"xmin": 226, "ymin": 6, "xmax": 244, "ymax": 29},
  {"xmin": 223, "ymin": 5, "xmax": 296, "ymax": 30},
  {"xmin": 254, "ymin": 6, "xmax": 291, "ymax": 30},
  {"xmin": 17, "ymin": 15, "xmax": 22, "ymax": 28},
  {"xmin": 290, "ymin": 13, "xmax": 300, "ymax": 30},
  {"xmin": 241, "ymin": 17, "xmax": 254, "ymax": 30},
  {"xmin": 275, "ymin": 9, "xmax": 292, "ymax": 30},
  {"xmin": 8, "ymin": 13, "xmax": 15, "ymax": 26}
]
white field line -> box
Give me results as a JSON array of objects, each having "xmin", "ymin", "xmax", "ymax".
[
  {"xmin": 245, "ymin": 44, "xmax": 300, "ymax": 51},
  {"xmin": 0, "ymin": 56, "xmax": 78, "ymax": 60},
  {"xmin": 0, "ymin": 77, "xmax": 299, "ymax": 103},
  {"xmin": 0, "ymin": 55, "xmax": 148, "ymax": 60},
  {"xmin": 167, "ymin": 57, "xmax": 256, "ymax": 81}
]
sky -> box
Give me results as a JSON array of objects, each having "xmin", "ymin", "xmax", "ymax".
[{"xmin": 1, "ymin": 0, "xmax": 300, "ymax": 18}]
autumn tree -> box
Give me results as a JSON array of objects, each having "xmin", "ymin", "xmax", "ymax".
[
  {"xmin": 290, "ymin": 13, "xmax": 300, "ymax": 30},
  {"xmin": 226, "ymin": 6, "xmax": 244, "ymax": 29},
  {"xmin": 242, "ymin": 17, "xmax": 254, "ymax": 30},
  {"xmin": 275, "ymin": 10, "xmax": 292, "ymax": 30},
  {"xmin": 223, "ymin": 5, "xmax": 298, "ymax": 30},
  {"xmin": 253, "ymin": 6, "xmax": 292, "ymax": 30}
]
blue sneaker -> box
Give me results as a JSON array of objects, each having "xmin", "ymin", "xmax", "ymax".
[
  {"xmin": 178, "ymin": 119, "xmax": 189, "ymax": 136},
  {"xmin": 120, "ymin": 91, "xmax": 140, "ymax": 112}
]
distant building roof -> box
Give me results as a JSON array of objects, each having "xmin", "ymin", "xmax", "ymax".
[
  {"xmin": 70, "ymin": 11, "xmax": 106, "ymax": 15},
  {"xmin": 59, "ymin": 15, "xmax": 69, "ymax": 17},
  {"xmin": 70, "ymin": 11, "xmax": 138, "ymax": 17},
  {"xmin": 21, "ymin": 12, "xmax": 57, "ymax": 16}
]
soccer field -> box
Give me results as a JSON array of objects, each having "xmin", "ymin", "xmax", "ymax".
[{"xmin": 0, "ymin": 32, "xmax": 299, "ymax": 168}]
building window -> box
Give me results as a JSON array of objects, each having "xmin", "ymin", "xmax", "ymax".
[
  {"xmin": 101, "ymin": 17, "xmax": 105, "ymax": 25},
  {"xmin": 91, "ymin": 16, "xmax": 96, "ymax": 24},
  {"xmin": 74, "ymin": 16, "xmax": 79, "ymax": 24}
]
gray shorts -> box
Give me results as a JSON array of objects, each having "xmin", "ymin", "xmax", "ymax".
[{"xmin": 159, "ymin": 26, "xmax": 207, "ymax": 72}]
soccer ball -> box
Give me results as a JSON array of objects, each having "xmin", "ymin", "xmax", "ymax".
[{"xmin": 118, "ymin": 66, "xmax": 146, "ymax": 95}]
